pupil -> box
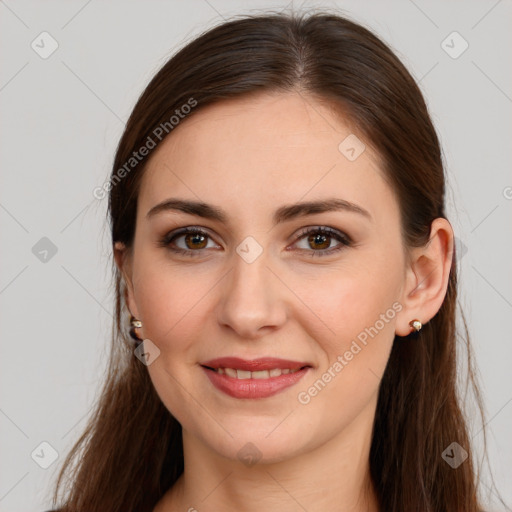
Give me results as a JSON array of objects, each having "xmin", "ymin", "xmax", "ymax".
[
  {"xmin": 309, "ymin": 233, "xmax": 329, "ymax": 250},
  {"xmin": 186, "ymin": 233, "xmax": 207, "ymax": 249}
]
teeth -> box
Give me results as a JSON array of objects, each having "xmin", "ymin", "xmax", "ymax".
[
  {"xmin": 252, "ymin": 370, "xmax": 270, "ymax": 379},
  {"xmin": 224, "ymin": 368, "xmax": 237, "ymax": 378},
  {"xmin": 213, "ymin": 367, "xmax": 302, "ymax": 378}
]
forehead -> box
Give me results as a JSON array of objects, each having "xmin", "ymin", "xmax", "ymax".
[{"xmin": 139, "ymin": 92, "xmax": 396, "ymax": 224}]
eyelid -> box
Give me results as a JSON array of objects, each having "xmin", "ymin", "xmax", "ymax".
[
  {"xmin": 287, "ymin": 225, "xmax": 352, "ymax": 257},
  {"xmin": 291, "ymin": 225, "xmax": 352, "ymax": 245},
  {"xmin": 159, "ymin": 226, "xmax": 222, "ymax": 251},
  {"xmin": 160, "ymin": 225, "xmax": 352, "ymax": 257}
]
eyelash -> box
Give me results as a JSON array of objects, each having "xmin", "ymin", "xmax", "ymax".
[
  {"xmin": 159, "ymin": 226, "xmax": 352, "ymax": 258},
  {"xmin": 293, "ymin": 226, "xmax": 352, "ymax": 256}
]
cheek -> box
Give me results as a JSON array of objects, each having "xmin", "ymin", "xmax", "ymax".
[
  {"xmin": 300, "ymin": 257, "xmax": 401, "ymax": 339},
  {"xmin": 293, "ymin": 273, "xmax": 398, "ymax": 431},
  {"xmin": 133, "ymin": 265, "xmax": 213, "ymax": 419},
  {"xmin": 132, "ymin": 259, "xmax": 214, "ymax": 345},
  {"xmin": 297, "ymin": 259, "xmax": 401, "ymax": 386}
]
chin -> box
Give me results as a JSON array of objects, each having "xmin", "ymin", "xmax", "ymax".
[{"xmin": 197, "ymin": 421, "xmax": 312, "ymax": 466}]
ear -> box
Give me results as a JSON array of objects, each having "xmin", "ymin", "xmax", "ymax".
[
  {"xmin": 114, "ymin": 241, "xmax": 140, "ymax": 320},
  {"xmin": 395, "ymin": 217, "xmax": 454, "ymax": 336}
]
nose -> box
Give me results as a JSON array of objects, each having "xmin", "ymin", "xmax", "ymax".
[{"xmin": 215, "ymin": 249, "xmax": 287, "ymax": 340}]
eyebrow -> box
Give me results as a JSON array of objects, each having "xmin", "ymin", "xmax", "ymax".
[{"xmin": 146, "ymin": 197, "xmax": 372, "ymax": 225}]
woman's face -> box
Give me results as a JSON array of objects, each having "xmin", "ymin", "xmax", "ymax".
[{"xmin": 119, "ymin": 92, "xmax": 410, "ymax": 463}]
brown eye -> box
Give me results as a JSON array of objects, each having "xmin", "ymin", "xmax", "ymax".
[
  {"xmin": 292, "ymin": 226, "xmax": 351, "ymax": 257},
  {"xmin": 184, "ymin": 232, "xmax": 208, "ymax": 250},
  {"xmin": 160, "ymin": 227, "xmax": 219, "ymax": 256},
  {"xmin": 307, "ymin": 232, "xmax": 331, "ymax": 250}
]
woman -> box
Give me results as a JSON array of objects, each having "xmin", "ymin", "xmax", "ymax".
[{"xmin": 48, "ymin": 10, "xmax": 489, "ymax": 511}]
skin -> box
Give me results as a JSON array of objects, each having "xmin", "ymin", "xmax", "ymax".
[{"xmin": 114, "ymin": 91, "xmax": 454, "ymax": 512}]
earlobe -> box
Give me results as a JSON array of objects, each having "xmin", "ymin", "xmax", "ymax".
[{"xmin": 395, "ymin": 218, "xmax": 454, "ymax": 337}]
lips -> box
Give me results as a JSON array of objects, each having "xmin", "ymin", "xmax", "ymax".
[
  {"xmin": 199, "ymin": 357, "xmax": 312, "ymax": 399},
  {"xmin": 200, "ymin": 356, "xmax": 311, "ymax": 372}
]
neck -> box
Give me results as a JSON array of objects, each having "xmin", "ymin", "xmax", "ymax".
[{"xmin": 157, "ymin": 394, "xmax": 380, "ymax": 512}]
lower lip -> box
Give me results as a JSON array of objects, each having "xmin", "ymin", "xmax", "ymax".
[{"xmin": 201, "ymin": 366, "xmax": 310, "ymax": 399}]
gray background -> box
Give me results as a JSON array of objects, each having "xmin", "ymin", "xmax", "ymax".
[{"xmin": 0, "ymin": 0, "xmax": 511, "ymax": 510}]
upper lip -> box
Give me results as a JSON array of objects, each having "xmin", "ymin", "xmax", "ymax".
[{"xmin": 200, "ymin": 357, "xmax": 312, "ymax": 371}]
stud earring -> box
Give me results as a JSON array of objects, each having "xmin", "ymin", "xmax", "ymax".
[
  {"xmin": 129, "ymin": 315, "xmax": 143, "ymax": 342},
  {"xmin": 409, "ymin": 319, "xmax": 422, "ymax": 332}
]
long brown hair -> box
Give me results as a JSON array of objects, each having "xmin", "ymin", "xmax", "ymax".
[{"xmin": 50, "ymin": 10, "xmax": 490, "ymax": 511}]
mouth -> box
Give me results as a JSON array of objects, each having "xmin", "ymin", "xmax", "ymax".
[
  {"xmin": 200, "ymin": 365, "xmax": 310, "ymax": 379},
  {"xmin": 199, "ymin": 357, "xmax": 312, "ymax": 399},
  {"xmin": 200, "ymin": 356, "xmax": 312, "ymax": 372}
]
